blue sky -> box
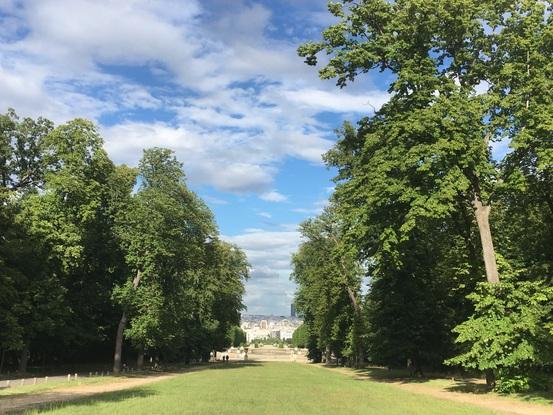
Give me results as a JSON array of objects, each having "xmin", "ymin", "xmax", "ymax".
[{"xmin": 0, "ymin": 0, "xmax": 391, "ymax": 315}]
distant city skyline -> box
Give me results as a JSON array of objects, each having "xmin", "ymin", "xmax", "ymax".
[{"xmin": 240, "ymin": 314, "xmax": 303, "ymax": 342}]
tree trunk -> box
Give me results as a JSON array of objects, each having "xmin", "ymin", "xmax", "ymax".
[
  {"xmin": 346, "ymin": 286, "xmax": 364, "ymax": 368},
  {"xmin": 485, "ymin": 369, "xmax": 496, "ymax": 389},
  {"xmin": 325, "ymin": 346, "xmax": 331, "ymax": 364},
  {"xmin": 113, "ymin": 312, "xmax": 127, "ymax": 375},
  {"xmin": 112, "ymin": 270, "xmax": 143, "ymax": 375},
  {"xmin": 472, "ymin": 195, "xmax": 499, "ymax": 283},
  {"xmin": 467, "ymin": 133, "xmax": 499, "ymax": 284},
  {"xmin": 137, "ymin": 345, "xmax": 144, "ymax": 370},
  {"xmin": 470, "ymin": 168, "xmax": 499, "ymax": 388},
  {"xmin": 18, "ymin": 341, "xmax": 29, "ymax": 373},
  {"xmin": 0, "ymin": 349, "xmax": 5, "ymax": 374}
]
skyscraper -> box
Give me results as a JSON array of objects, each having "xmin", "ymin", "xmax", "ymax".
[{"xmin": 290, "ymin": 303, "xmax": 296, "ymax": 318}]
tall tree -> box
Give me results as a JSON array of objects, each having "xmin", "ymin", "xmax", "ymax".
[
  {"xmin": 299, "ymin": 0, "xmax": 506, "ymax": 284},
  {"xmin": 112, "ymin": 148, "xmax": 218, "ymax": 373},
  {"xmin": 299, "ymin": 0, "xmax": 553, "ymax": 388},
  {"xmin": 17, "ymin": 119, "xmax": 123, "ymax": 369},
  {"xmin": 291, "ymin": 208, "xmax": 366, "ymax": 366},
  {"xmin": 0, "ymin": 110, "xmax": 57, "ymax": 372}
]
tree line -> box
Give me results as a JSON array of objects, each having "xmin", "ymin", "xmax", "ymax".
[
  {"xmin": 0, "ymin": 110, "xmax": 249, "ymax": 374},
  {"xmin": 292, "ymin": 0, "xmax": 553, "ymax": 392}
]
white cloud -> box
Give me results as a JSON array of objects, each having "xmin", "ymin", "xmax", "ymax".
[
  {"xmin": 292, "ymin": 198, "xmax": 328, "ymax": 215},
  {"xmin": 202, "ymin": 195, "xmax": 228, "ymax": 205},
  {"xmin": 283, "ymin": 88, "xmax": 389, "ymax": 113},
  {"xmin": 102, "ymin": 122, "xmax": 277, "ymax": 193},
  {"xmin": 223, "ymin": 229, "xmax": 301, "ymax": 314},
  {"xmin": 257, "ymin": 211, "xmax": 272, "ymax": 218},
  {"xmin": 0, "ymin": 0, "xmax": 383, "ymax": 193},
  {"xmin": 0, "ymin": 0, "xmax": 388, "ymax": 313},
  {"xmin": 260, "ymin": 190, "xmax": 287, "ymax": 202}
]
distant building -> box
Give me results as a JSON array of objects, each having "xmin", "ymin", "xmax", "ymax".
[
  {"xmin": 290, "ymin": 303, "xmax": 296, "ymax": 318},
  {"xmin": 240, "ymin": 314, "xmax": 303, "ymax": 343}
]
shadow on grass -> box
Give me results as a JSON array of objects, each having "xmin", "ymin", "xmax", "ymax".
[
  {"xmin": 325, "ymin": 365, "xmax": 553, "ymax": 405},
  {"xmin": 3, "ymin": 361, "xmax": 265, "ymax": 414},
  {"xmin": 444, "ymin": 380, "xmax": 490, "ymax": 394},
  {"xmin": 7, "ymin": 387, "xmax": 157, "ymax": 414},
  {"xmin": 351, "ymin": 366, "xmax": 440, "ymax": 384},
  {"xmin": 510, "ymin": 390, "xmax": 553, "ymax": 405},
  {"xmin": 446, "ymin": 381, "xmax": 553, "ymax": 405}
]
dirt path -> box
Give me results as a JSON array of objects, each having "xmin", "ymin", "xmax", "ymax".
[
  {"xmin": 0, "ymin": 373, "xmax": 177, "ymax": 414},
  {"xmin": 325, "ymin": 366, "xmax": 553, "ymax": 415}
]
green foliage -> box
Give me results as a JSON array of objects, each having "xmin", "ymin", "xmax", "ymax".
[
  {"xmin": 227, "ymin": 326, "xmax": 247, "ymax": 347},
  {"xmin": 0, "ymin": 111, "xmax": 248, "ymax": 372},
  {"xmin": 446, "ymin": 281, "xmax": 553, "ymax": 392},
  {"xmin": 291, "ymin": 324, "xmax": 308, "ymax": 348},
  {"xmin": 291, "ymin": 207, "xmax": 366, "ymax": 366},
  {"xmin": 298, "ymin": 0, "xmax": 553, "ymax": 391}
]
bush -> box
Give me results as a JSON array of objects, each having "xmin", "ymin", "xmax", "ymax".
[
  {"xmin": 292, "ymin": 324, "xmax": 308, "ymax": 348},
  {"xmin": 228, "ymin": 326, "xmax": 247, "ymax": 347},
  {"xmin": 446, "ymin": 281, "xmax": 553, "ymax": 392}
]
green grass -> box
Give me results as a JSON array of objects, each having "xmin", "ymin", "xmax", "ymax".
[
  {"xmin": 342, "ymin": 366, "xmax": 553, "ymax": 407},
  {"xmin": 17, "ymin": 362, "xmax": 504, "ymax": 415}
]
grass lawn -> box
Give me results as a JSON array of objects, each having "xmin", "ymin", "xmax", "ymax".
[
  {"xmin": 339, "ymin": 366, "xmax": 553, "ymax": 407},
  {"xmin": 18, "ymin": 362, "xmax": 503, "ymax": 415}
]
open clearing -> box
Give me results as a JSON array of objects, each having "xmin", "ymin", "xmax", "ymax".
[{"xmin": 2, "ymin": 362, "xmax": 552, "ymax": 415}]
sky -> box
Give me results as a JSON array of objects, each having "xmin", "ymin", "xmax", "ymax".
[{"xmin": 0, "ymin": 0, "xmax": 393, "ymax": 315}]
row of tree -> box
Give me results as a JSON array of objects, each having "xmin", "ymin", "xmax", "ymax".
[
  {"xmin": 0, "ymin": 110, "xmax": 249, "ymax": 374},
  {"xmin": 292, "ymin": 0, "xmax": 553, "ymax": 392}
]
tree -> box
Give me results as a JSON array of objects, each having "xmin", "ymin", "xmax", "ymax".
[
  {"xmin": 493, "ymin": 0, "xmax": 553, "ymax": 284},
  {"xmin": 446, "ymin": 281, "xmax": 553, "ymax": 392},
  {"xmin": 291, "ymin": 207, "xmax": 366, "ymax": 367},
  {"xmin": 291, "ymin": 324, "xmax": 308, "ymax": 349},
  {"xmin": 299, "ymin": 0, "xmax": 553, "ymax": 386},
  {"xmin": 228, "ymin": 326, "xmax": 247, "ymax": 347},
  {"xmin": 1, "ymin": 110, "xmax": 54, "ymax": 365},
  {"xmin": 299, "ymin": 0, "xmax": 505, "ymax": 284},
  {"xmin": 16, "ymin": 119, "xmax": 123, "ymax": 370},
  {"xmin": 0, "ymin": 108, "xmax": 53, "ymax": 192},
  {"xmin": 1, "ymin": 111, "xmax": 249, "ymax": 373},
  {"xmin": 111, "ymin": 148, "xmax": 248, "ymax": 372}
]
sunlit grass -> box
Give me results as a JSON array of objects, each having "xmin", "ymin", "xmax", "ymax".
[
  {"xmin": 19, "ymin": 363, "xmax": 502, "ymax": 415},
  {"xmin": 333, "ymin": 366, "xmax": 553, "ymax": 407}
]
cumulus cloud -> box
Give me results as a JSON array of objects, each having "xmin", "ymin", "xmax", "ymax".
[
  {"xmin": 282, "ymin": 88, "xmax": 389, "ymax": 113},
  {"xmin": 292, "ymin": 198, "xmax": 329, "ymax": 215},
  {"xmin": 259, "ymin": 191, "xmax": 287, "ymax": 202},
  {"xmin": 0, "ymin": 0, "xmax": 387, "ymax": 193},
  {"xmin": 102, "ymin": 121, "xmax": 278, "ymax": 192},
  {"xmin": 223, "ymin": 229, "xmax": 301, "ymax": 314},
  {"xmin": 1, "ymin": 0, "xmax": 389, "ymax": 313}
]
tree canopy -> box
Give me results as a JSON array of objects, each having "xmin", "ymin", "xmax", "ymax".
[
  {"xmin": 293, "ymin": 0, "xmax": 553, "ymax": 391},
  {"xmin": 0, "ymin": 110, "xmax": 249, "ymax": 373}
]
